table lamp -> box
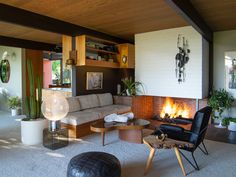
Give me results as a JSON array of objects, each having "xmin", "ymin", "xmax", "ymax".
[{"xmin": 41, "ymin": 94, "xmax": 69, "ymax": 131}]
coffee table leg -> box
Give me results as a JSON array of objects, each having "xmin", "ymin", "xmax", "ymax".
[
  {"xmin": 101, "ymin": 132, "xmax": 105, "ymax": 146},
  {"xmin": 174, "ymin": 147, "xmax": 186, "ymax": 176},
  {"xmin": 144, "ymin": 147, "xmax": 156, "ymax": 175}
]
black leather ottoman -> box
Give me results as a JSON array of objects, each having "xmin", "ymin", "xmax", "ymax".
[{"xmin": 67, "ymin": 151, "xmax": 121, "ymax": 177}]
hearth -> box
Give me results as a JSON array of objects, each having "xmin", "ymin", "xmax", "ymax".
[{"xmin": 152, "ymin": 115, "xmax": 191, "ymax": 125}]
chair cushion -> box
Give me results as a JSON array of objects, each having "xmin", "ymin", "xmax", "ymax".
[
  {"xmin": 66, "ymin": 97, "xmax": 81, "ymax": 113},
  {"xmin": 97, "ymin": 93, "xmax": 113, "ymax": 107},
  {"xmin": 61, "ymin": 111, "xmax": 100, "ymax": 125},
  {"xmin": 78, "ymin": 94, "xmax": 99, "ymax": 110}
]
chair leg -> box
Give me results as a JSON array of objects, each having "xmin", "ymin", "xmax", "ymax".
[
  {"xmin": 198, "ymin": 141, "xmax": 208, "ymax": 155},
  {"xmin": 179, "ymin": 151, "xmax": 200, "ymax": 171}
]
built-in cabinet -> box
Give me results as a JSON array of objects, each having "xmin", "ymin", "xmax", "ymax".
[
  {"xmin": 62, "ymin": 35, "xmax": 134, "ymax": 69},
  {"xmin": 117, "ymin": 43, "xmax": 135, "ymax": 68},
  {"xmin": 76, "ymin": 35, "xmax": 120, "ymax": 68}
]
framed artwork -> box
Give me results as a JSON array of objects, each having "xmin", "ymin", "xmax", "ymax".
[
  {"xmin": 225, "ymin": 51, "xmax": 236, "ymax": 98},
  {"xmin": 86, "ymin": 72, "xmax": 103, "ymax": 90}
]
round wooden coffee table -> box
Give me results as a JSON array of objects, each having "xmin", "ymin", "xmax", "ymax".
[{"xmin": 90, "ymin": 118, "xmax": 150, "ymax": 146}]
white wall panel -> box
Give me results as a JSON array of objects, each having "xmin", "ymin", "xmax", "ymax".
[{"xmin": 135, "ymin": 26, "xmax": 208, "ymax": 99}]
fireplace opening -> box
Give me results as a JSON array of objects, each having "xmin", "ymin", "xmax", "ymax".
[
  {"xmin": 152, "ymin": 97, "xmax": 194, "ymax": 125},
  {"xmin": 160, "ymin": 97, "xmax": 190, "ymax": 119}
]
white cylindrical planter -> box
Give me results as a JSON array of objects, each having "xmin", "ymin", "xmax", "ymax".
[
  {"xmin": 228, "ymin": 122, "xmax": 236, "ymax": 131},
  {"xmin": 21, "ymin": 119, "xmax": 48, "ymax": 145},
  {"xmin": 11, "ymin": 109, "xmax": 18, "ymax": 116}
]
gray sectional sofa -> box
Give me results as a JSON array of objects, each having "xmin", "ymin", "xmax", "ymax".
[{"xmin": 61, "ymin": 93, "xmax": 131, "ymax": 138}]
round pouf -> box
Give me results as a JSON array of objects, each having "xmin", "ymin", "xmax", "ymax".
[{"xmin": 67, "ymin": 151, "xmax": 121, "ymax": 177}]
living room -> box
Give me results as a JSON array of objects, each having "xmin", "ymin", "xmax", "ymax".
[{"xmin": 0, "ymin": 1, "xmax": 236, "ymax": 177}]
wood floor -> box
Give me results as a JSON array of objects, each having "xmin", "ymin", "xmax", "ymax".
[{"xmin": 206, "ymin": 124, "xmax": 236, "ymax": 144}]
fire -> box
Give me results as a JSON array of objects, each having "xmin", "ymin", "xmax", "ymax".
[{"xmin": 160, "ymin": 98, "xmax": 190, "ymax": 118}]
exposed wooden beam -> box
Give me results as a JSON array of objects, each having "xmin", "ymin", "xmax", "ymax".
[
  {"xmin": 165, "ymin": 0, "xmax": 213, "ymax": 42},
  {"xmin": 0, "ymin": 3, "xmax": 131, "ymax": 43},
  {"xmin": 0, "ymin": 36, "xmax": 59, "ymax": 51}
]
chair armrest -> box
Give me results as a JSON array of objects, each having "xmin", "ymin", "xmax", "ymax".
[{"xmin": 160, "ymin": 124, "xmax": 185, "ymax": 133}]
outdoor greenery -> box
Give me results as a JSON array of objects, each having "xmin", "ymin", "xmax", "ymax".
[
  {"xmin": 208, "ymin": 89, "xmax": 234, "ymax": 119},
  {"xmin": 7, "ymin": 96, "xmax": 21, "ymax": 109},
  {"xmin": 24, "ymin": 60, "xmax": 43, "ymax": 120},
  {"xmin": 52, "ymin": 60, "xmax": 61, "ymax": 81},
  {"xmin": 121, "ymin": 77, "xmax": 144, "ymax": 96}
]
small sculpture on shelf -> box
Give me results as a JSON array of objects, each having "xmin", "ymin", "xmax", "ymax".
[{"xmin": 175, "ymin": 34, "xmax": 190, "ymax": 83}]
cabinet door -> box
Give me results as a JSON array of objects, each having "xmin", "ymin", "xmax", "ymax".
[{"xmin": 117, "ymin": 43, "xmax": 135, "ymax": 68}]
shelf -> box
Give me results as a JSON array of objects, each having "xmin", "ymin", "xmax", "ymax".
[
  {"xmin": 86, "ymin": 35, "xmax": 118, "ymax": 45},
  {"xmin": 86, "ymin": 47, "xmax": 118, "ymax": 55},
  {"xmin": 86, "ymin": 59, "xmax": 120, "ymax": 68}
]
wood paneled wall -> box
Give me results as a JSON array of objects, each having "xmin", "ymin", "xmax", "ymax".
[
  {"xmin": 25, "ymin": 49, "xmax": 43, "ymax": 96},
  {"xmin": 75, "ymin": 66, "xmax": 134, "ymax": 95}
]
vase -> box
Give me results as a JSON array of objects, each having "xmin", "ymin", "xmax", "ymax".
[
  {"xmin": 126, "ymin": 89, "xmax": 131, "ymax": 96},
  {"xmin": 228, "ymin": 122, "xmax": 236, "ymax": 131},
  {"xmin": 21, "ymin": 118, "xmax": 48, "ymax": 145},
  {"xmin": 11, "ymin": 109, "xmax": 18, "ymax": 116},
  {"xmin": 215, "ymin": 120, "xmax": 226, "ymax": 129}
]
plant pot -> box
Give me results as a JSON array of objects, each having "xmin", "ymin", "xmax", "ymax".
[
  {"xmin": 126, "ymin": 89, "xmax": 131, "ymax": 96},
  {"xmin": 21, "ymin": 118, "xmax": 48, "ymax": 145},
  {"xmin": 11, "ymin": 109, "xmax": 18, "ymax": 116},
  {"xmin": 228, "ymin": 122, "xmax": 236, "ymax": 131}
]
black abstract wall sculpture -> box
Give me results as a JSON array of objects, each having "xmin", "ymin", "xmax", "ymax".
[{"xmin": 175, "ymin": 34, "xmax": 190, "ymax": 83}]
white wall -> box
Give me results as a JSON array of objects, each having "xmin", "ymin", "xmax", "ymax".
[
  {"xmin": 135, "ymin": 26, "xmax": 209, "ymax": 99},
  {"xmin": 0, "ymin": 46, "xmax": 23, "ymax": 111},
  {"xmin": 213, "ymin": 30, "xmax": 236, "ymax": 117}
]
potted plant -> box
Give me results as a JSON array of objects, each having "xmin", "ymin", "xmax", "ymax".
[
  {"xmin": 21, "ymin": 60, "xmax": 48, "ymax": 145},
  {"xmin": 7, "ymin": 96, "xmax": 21, "ymax": 116},
  {"xmin": 121, "ymin": 77, "xmax": 144, "ymax": 96},
  {"xmin": 208, "ymin": 89, "xmax": 234, "ymax": 128},
  {"xmin": 222, "ymin": 117, "xmax": 236, "ymax": 131}
]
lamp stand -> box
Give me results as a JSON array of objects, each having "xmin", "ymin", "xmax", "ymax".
[{"xmin": 49, "ymin": 120, "xmax": 61, "ymax": 132}]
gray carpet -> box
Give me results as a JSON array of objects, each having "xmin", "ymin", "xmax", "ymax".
[{"xmin": 0, "ymin": 111, "xmax": 236, "ymax": 177}]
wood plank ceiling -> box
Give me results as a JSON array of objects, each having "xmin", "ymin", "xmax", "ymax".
[
  {"xmin": 0, "ymin": 0, "xmax": 235, "ymax": 44},
  {"xmin": 0, "ymin": 21, "xmax": 61, "ymax": 44},
  {"xmin": 190, "ymin": 0, "xmax": 236, "ymax": 31},
  {"xmin": 0, "ymin": 0, "xmax": 187, "ymax": 43}
]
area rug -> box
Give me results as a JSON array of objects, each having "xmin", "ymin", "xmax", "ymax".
[{"xmin": 0, "ymin": 111, "xmax": 236, "ymax": 177}]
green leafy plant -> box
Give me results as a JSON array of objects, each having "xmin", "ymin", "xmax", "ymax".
[
  {"xmin": 222, "ymin": 117, "xmax": 236, "ymax": 126},
  {"xmin": 121, "ymin": 77, "xmax": 144, "ymax": 96},
  {"xmin": 208, "ymin": 89, "xmax": 234, "ymax": 119},
  {"xmin": 8, "ymin": 96, "xmax": 21, "ymax": 109},
  {"xmin": 24, "ymin": 60, "xmax": 43, "ymax": 120}
]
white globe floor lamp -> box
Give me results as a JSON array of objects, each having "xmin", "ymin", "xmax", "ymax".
[{"xmin": 41, "ymin": 94, "xmax": 69, "ymax": 150}]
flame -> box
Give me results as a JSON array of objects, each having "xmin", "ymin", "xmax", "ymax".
[{"xmin": 160, "ymin": 97, "xmax": 190, "ymax": 118}]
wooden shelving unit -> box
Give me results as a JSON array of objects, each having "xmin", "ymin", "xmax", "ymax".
[
  {"xmin": 76, "ymin": 35, "xmax": 119, "ymax": 68},
  {"xmin": 63, "ymin": 35, "xmax": 135, "ymax": 69},
  {"xmin": 86, "ymin": 59, "xmax": 120, "ymax": 68},
  {"xmin": 86, "ymin": 47, "xmax": 118, "ymax": 55}
]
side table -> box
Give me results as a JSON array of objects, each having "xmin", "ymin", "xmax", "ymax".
[
  {"xmin": 143, "ymin": 135, "xmax": 194, "ymax": 176},
  {"xmin": 43, "ymin": 128, "xmax": 69, "ymax": 150}
]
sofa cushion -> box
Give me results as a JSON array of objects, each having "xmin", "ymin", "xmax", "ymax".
[
  {"xmin": 83, "ymin": 105, "xmax": 117, "ymax": 117},
  {"xmin": 108, "ymin": 105, "xmax": 132, "ymax": 114},
  {"xmin": 78, "ymin": 94, "xmax": 100, "ymax": 110},
  {"xmin": 96, "ymin": 93, "xmax": 113, "ymax": 107},
  {"xmin": 61, "ymin": 111, "xmax": 100, "ymax": 126},
  {"xmin": 84, "ymin": 105, "xmax": 131, "ymax": 117},
  {"xmin": 66, "ymin": 97, "xmax": 81, "ymax": 112}
]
